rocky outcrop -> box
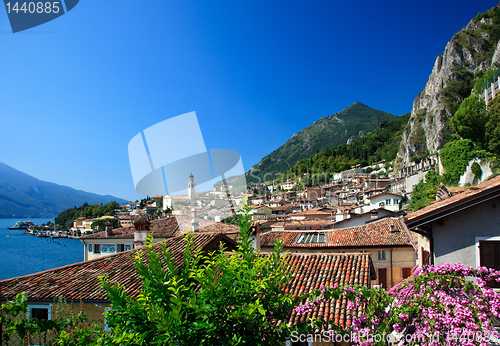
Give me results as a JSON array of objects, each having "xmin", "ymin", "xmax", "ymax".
[{"xmin": 397, "ymin": 14, "xmax": 498, "ymax": 166}]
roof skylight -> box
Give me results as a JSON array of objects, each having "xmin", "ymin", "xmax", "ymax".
[{"xmin": 295, "ymin": 232, "xmax": 326, "ymax": 244}]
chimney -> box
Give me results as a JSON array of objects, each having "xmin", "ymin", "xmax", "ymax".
[
  {"xmin": 390, "ymin": 224, "xmax": 397, "ymax": 233},
  {"xmin": 133, "ymin": 217, "xmax": 150, "ymax": 248},
  {"xmin": 105, "ymin": 220, "xmax": 112, "ymax": 237},
  {"xmin": 371, "ymin": 211, "xmax": 379, "ymax": 220},
  {"xmin": 191, "ymin": 208, "xmax": 199, "ymax": 232},
  {"xmin": 255, "ymin": 224, "xmax": 261, "ymax": 251}
]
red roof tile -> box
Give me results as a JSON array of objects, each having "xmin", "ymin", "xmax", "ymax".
[
  {"xmin": 405, "ymin": 175, "xmax": 500, "ymax": 228},
  {"xmin": 79, "ymin": 216, "xmax": 240, "ymax": 239},
  {"xmin": 80, "ymin": 216, "xmax": 180, "ymax": 239},
  {"xmin": 0, "ymin": 233, "xmax": 236, "ymax": 301},
  {"xmin": 366, "ymin": 192, "xmax": 403, "ymax": 199},
  {"xmin": 282, "ymin": 253, "xmax": 375, "ymax": 329},
  {"xmin": 270, "ymin": 220, "xmax": 334, "ymax": 227},
  {"xmin": 261, "ymin": 218, "xmax": 416, "ymax": 248},
  {"xmin": 291, "ymin": 209, "xmax": 331, "ymax": 216},
  {"xmin": 1, "ymin": 239, "xmax": 374, "ymax": 331}
]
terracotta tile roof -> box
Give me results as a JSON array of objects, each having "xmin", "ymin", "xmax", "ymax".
[
  {"xmin": 173, "ymin": 216, "xmax": 239, "ymax": 234},
  {"xmin": 250, "ymin": 220, "xmax": 276, "ymax": 229},
  {"xmin": 80, "ymin": 216, "xmax": 180, "ymax": 239},
  {"xmin": 0, "ymin": 233, "xmax": 236, "ymax": 301},
  {"xmin": 364, "ymin": 187, "xmax": 385, "ymax": 193},
  {"xmin": 366, "ymin": 192, "xmax": 403, "ymax": 199},
  {"xmin": 291, "ymin": 209, "xmax": 331, "ymax": 216},
  {"xmin": 1, "ymin": 240, "xmax": 374, "ymax": 331},
  {"xmin": 282, "ymin": 252, "xmax": 375, "ymax": 329},
  {"xmin": 270, "ymin": 220, "xmax": 334, "ymax": 227},
  {"xmin": 269, "ymin": 204, "xmax": 294, "ymax": 211},
  {"xmin": 195, "ymin": 222, "xmax": 239, "ymax": 234},
  {"xmin": 261, "ymin": 218, "xmax": 416, "ymax": 248},
  {"xmin": 405, "ymin": 175, "xmax": 500, "ymax": 228},
  {"xmin": 80, "ymin": 216, "xmax": 240, "ymax": 239}
]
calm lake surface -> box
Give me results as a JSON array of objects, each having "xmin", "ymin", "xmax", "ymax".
[{"xmin": 0, "ymin": 218, "xmax": 83, "ymax": 281}]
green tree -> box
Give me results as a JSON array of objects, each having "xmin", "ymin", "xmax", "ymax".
[
  {"xmin": 224, "ymin": 214, "xmax": 242, "ymax": 225},
  {"xmin": 98, "ymin": 203, "xmax": 302, "ymax": 345},
  {"xmin": 409, "ymin": 170, "xmax": 441, "ymax": 211},
  {"xmin": 450, "ymin": 94, "xmax": 488, "ymax": 149},
  {"xmin": 439, "ymin": 139, "xmax": 476, "ymax": 184},
  {"xmin": 90, "ymin": 218, "xmax": 120, "ymax": 231},
  {"xmin": 486, "ymin": 96, "xmax": 500, "ymax": 155}
]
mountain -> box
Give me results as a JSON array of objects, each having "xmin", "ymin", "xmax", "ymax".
[
  {"xmin": 247, "ymin": 102, "xmax": 397, "ymax": 183},
  {"xmin": 0, "ymin": 162, "xmax": 129, "ymax": 218},
  {"xmin": 398, "ymin": 4, "xmax": 500, "ymax": 164}
]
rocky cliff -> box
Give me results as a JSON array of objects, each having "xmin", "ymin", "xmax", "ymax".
[{"xmin": 398, "ymin": 5, "xmax": 500, "ymax": 165}]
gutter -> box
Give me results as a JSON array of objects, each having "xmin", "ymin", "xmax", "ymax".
[
  {"xmin": 390, "ymin": 247, "xmax": 394, "ymax": 288},
  {"xmin": 405, "ymin": 185, "xmax": 500, "ymax": 229},
  {"xmin": 0, "ymin": 298, "xmax": 111, "ymax": 304}
]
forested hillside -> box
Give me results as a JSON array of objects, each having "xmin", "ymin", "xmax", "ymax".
[
  {"xmin": 247, "ymin": 102, "xmax": 397, "ymax": 183},
  {"xmin": 275, "ymin": 113, "xmax": 410, "ymax": 185},
  {"xmin": 55, "ymin": 201, "xmax": 119, "ymax": 230}
]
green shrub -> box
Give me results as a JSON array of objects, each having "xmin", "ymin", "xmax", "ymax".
[
  {"xmin": 471, "ymin": 161, "xmax": 483, "ymax": 181},
  {"xmin": 409, "ymin": 170, "xmax": 442, "ymax": 211},
  {"xmin": 442, "ymin": 68, "xmax": 474, "ymax": 115},
  {"xmin": 440, "ymin": 139, "xmax": 476, "ymax": 184}
]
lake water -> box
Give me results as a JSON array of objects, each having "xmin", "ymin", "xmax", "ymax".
[{"xmin": 0, "ymin": 218, "xmax": 83, "ymax": 281}]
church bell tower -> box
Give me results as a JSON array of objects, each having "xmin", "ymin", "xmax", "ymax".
[{"xmin": 188, "ymin": 173, "xmax": 196, "ymax": 204}]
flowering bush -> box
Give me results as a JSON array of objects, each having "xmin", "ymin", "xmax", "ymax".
[
  {"xmin": 296, "ymin": 263, "xmax": 500, "ymax": 346},
  {"xmin": 5, "ymin": 201, "xmax": 500, "ymax": 345},
  {"xmin": 95, "ymin": 202, "xmax": 303, "ymax": 346}
]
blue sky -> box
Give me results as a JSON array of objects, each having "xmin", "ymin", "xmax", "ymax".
[{"xmin": 0, "ymin": 0, "xmax": 497, "ymax": 202}]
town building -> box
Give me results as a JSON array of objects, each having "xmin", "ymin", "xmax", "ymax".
[
  {"xmin": 79, "ymin": 217, "xmax": 179, "ymax": 261},
  {"xmin": 0, "ymin": 233, "xmax": 238, "ymax": 335},
  {"xmin": 0, "ymin": 235, "xmax": 374, "ymax": 346},
  {"xmin": 269, "ymin": 220, "xmax": 333, "ymax": 232},
  {"xmin": 289, "ymin": 209, "xmax": 332, "ymax": 221},
  {"xmin": 280, "ymin": 181, "xmax": 297, "ymax": 190},
  {"xmin": 405, "ymin": 175, "xmax": 500, "ymax": 284},
  {"xmin": 249, "ymin": 205, "xmax": 275, "ymax": 221},
  {"xmin": 260, "ymin": 217, "xmax": 417, "ymax": 289},
  {"xmin": 333, "ymin": 208, "xmax": 403, "ymax": 229}
]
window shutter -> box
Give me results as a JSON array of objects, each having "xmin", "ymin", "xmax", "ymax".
[
  {"xmin": 480, "ymin": 242, "xmax": 497, "ymax": 269},
  {"xmin": 479, "ymin": 241, "xmax": 500, "ymax": 288}
]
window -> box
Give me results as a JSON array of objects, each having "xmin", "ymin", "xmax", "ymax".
[
  {"xmin": 94, "ymin": 244, "xmax": 101, "ymax": 254},
  {"xmin": 88, "ymin": 244, "xmax": 92, "ymax": 253},
  {"xmin": 479, "ymin": 241, "xmax": 500, "ymax": 288},
  {"xmin": 104, "ymin": 307, "xmax": 112, "ymax": 331},
  {"xmin": 117, "ymin": 244, "xmax": 126, "ymax": 252},
  {"xmin": 101, "ymin": 244, "xmax": 116, "ymax": 253},
  {"xmin": 378, "ymin": 268, "xmax": 387, "ymax": 287},
  {"xmin": 402, "ymin": 267, "xmax": 412, "ymax": 279},
  {"xmin": 378, "ymin": 250, "xmax": 386, "ymax": 260},
  {"xmin": 386, "ymin": 199, "xmax": 391, "ymax": 205},
  {"xmin": 28, "ymin": 304, "xmax": 52, "ymax": 320}
]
